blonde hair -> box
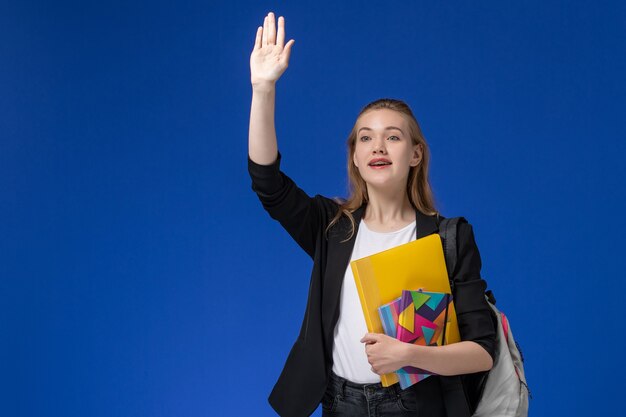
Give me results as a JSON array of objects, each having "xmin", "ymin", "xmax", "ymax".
[{"xmin": 325, "ymin": 98, "xmax": 438, "ymax": 241}]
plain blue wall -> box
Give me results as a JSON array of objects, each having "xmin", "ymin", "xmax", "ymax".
[{"xmin": 2, "ymin": 0, "xmax": 625, "ymax": 415}]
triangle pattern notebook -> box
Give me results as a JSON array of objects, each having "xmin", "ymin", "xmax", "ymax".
[
  {"xmin": 351, "ymin": 233, "xmax": 461, "ymax": 387},
  {"xmin": 378, "ymin": 289, "xmax": 454, "ymax": 389}
]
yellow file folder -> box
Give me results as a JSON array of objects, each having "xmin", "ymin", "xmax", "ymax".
[{"xmin": 351, "ymin": 233, "xmax": 461, "ymax": 387}]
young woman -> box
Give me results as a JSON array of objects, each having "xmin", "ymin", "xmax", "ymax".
[{"xmin": 248, "ymin": 12, "xmax": 496, "ymax": 417}]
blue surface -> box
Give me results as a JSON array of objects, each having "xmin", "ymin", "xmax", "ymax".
[{"xmin": 2, "ymin": 1, "xmax": 625, "ymax": 415}]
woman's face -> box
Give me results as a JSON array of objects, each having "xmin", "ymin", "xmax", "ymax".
[{"xmin": 353, "ymin": 109, "xmax": 422, "ymax": 191}]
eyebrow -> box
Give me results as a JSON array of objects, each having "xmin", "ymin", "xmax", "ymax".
[{"xmin": 357, "ymin": 126, "xmax": 405, "ymax": 135}]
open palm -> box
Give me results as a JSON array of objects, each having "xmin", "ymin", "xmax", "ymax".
[{"xmin": 250, "ymin": 12, "xmax": 295, "ymax": 86}]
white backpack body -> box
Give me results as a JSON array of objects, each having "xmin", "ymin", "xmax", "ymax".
[{"xmin": 473, "ymin": 299, "xmax": 530, "ymax": 417}]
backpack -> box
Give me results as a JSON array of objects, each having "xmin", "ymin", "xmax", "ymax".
[{"xmin": 438, "ymin": 216, "xmax": 530, "ymax": 417}]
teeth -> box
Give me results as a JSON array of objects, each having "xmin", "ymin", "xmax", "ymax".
[{"xmin": 370, "ymin": 162, "xmax": 391, "ymax": 166}]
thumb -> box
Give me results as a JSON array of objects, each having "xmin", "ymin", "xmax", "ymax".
[{"xmin": 281, "ymin": 39, "xmax": 295, "ymax": 64}]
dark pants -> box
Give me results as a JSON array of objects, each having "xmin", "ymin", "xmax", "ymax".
[{"xmin": 321, "ymin": 371, "xmax": 419, "ymax": 417}]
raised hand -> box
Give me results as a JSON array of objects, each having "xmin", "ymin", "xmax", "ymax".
[{"xmin": 250, "ymin": 12, "xmax": 295, "ymax": 88}]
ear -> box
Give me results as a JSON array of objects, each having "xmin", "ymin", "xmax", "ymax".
[
  {"xmin": 410, "ymin": 144, "xmax": 423, "ymax": 167},
  {"xmin": 353, "ymin": 151, "xmax": 358, "ymax": 168}
]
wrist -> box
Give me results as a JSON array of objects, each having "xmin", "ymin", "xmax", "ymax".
[
  {"xmin": 402, "ymin": 342, "xmax": 418, "ymax": 368},
  {"xmin": 404, "ymin": 343, "xmax": 430, "ymax": 369},
  {"xmin": 251, "ymin": 80, "xmax": 276, "ymax": 93}
]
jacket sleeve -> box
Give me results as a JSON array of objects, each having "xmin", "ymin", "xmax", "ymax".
[
  {"xmin": 452, "ymin": 221, "xmax": 497, "ymax": 361},
  {"xmin": 248, "ymin": 151, "xmax": 326, "ymax": 260}
]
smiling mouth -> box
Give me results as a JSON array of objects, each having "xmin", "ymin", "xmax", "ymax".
[{"xmin": 369, "ymin": 162, "xmax": 392, "ymax": 167}]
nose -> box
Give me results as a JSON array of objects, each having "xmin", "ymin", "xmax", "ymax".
[{"xmin": 372, "ymin": 138, "xmax": 387, "ymax": 154}]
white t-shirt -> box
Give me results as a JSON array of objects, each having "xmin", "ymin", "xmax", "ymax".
[{"xmin": 331, "ymin": 218, "xmax": 417, "ymax": 383}]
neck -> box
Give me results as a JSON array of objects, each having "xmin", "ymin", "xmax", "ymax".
[{"xmin": 363, "ymin": 184, "xmax": 415, "ymax": 225}]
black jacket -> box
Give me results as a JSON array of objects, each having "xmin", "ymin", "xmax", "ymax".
[{"xmin": 249, "ymin": 152, "xmax": 496, "ymax": 417}]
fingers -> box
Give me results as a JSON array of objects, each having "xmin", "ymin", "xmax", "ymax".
[
  {"xmin": 267, "ymin": 12, "xmax": 276, "ymax": 45},
  {"xmin": 360, "ymin": 333, "xmax": 380, "ymax": 344},
  {"xmin": 262, "ymin": 14, "xmax": 268, "ymax": 46},
  {"xmin": 261, "ymin": 12, "xmax": 276, "ymax": 47},
  {"xmin": 258, "ymin": 12, "xmax": 286, "ymax": 48},
  {"xmin": 276, "ymin": 16, "xmax": 285, "ymax": 48},
  {"xmin": 254, "ymin": 26, "xmax": 262, "ymax": 50}
]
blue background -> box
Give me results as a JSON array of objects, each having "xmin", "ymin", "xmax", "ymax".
[{"xmin": 2, "ymin": 0, "xmax": 625, "ymax": 415}]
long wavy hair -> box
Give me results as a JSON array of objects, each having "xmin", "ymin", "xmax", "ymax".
[{"xmin": 325, "ymin": 98, "xmax": 439, "ymax": 241}]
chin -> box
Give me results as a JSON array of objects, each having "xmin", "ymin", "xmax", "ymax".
[{"xmin": 364, "ymin": 179, "xmax": 404, "ymax": 192}]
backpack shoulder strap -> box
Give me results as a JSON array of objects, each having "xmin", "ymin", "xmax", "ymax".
[
  {"xmin": 438, "ymin": 216, "xmax": 466, "ymax": 291},
  {"xmin": 436, "ymin": 215, "xmax": 472, "ymax": 417}
]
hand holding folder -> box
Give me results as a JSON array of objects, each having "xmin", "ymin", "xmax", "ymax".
[
  {"xmin": 378, "ymin": 289, "xmax": 454, "ymax": 389},
  {"xmin": 351, "ymin": 233, "xmax": 461, "ymax": 387}
]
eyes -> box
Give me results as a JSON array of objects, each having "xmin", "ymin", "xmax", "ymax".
[{"xmin": 359, "ymin": 135, "xmax": 401, "ymax": 142}]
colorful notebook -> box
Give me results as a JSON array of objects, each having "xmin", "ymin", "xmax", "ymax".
[
  {"xmin": 351, "ymin": 233, "xmax": 461, "ymax": 387},
  {"xmin": 378, "ymin": 289, "xmax": 454, "ymax": 389}
]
